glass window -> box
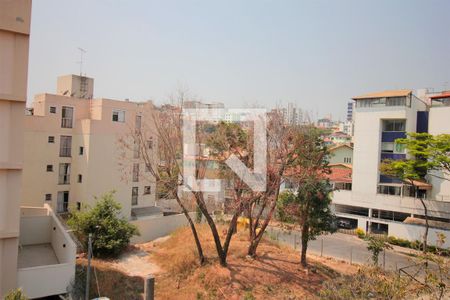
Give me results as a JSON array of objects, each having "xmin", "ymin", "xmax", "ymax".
[
  {"xmin": 45, "ymin": 194, "xmax": 52, "ymax": 201},
  {"xmin": 79, "ymin": 146, "xmax": 84, "ymax": 155},
  {"xmin": 46, "ymin": 165, "xmax": 53, "ymax": 172},
  {"xmin": 49, "ymin": 106, "xmax": 57, "ymax": 114},
  {"xmin": 132, "ymin": 187, "xmax": 138, "ymax": 206},
  {"xmin": 60, "ymin": 136, "xmax": 72, "ymax": 157},
  {"xmin": 135, "ymin": 115, "xmax": 142, "ymax": 132},
  {"xmin": 112, "ymin": 110, "xmax": 125, "ymax": 122},
  {"xmin": 61, "ymin": 106, "xmax": 74, "ymax": 128},
  {"xmin": 58, "ymin": 163, "xmax": 71, "ymax": 184},
  {"xmin": 48, "ymin": 136, "xmax": 55, "ymax": 143},
  {"xmin": 132, "ymin": 163, "xmax": 139, "ymax": 182},
  {"xmin": 383, "ymin": 120, "xmax": 405, "ymax": 132},
  {"xmin": 144, "ymin": 186, "xmax": 151, "ymax": 195},
  {"xmin": 381, "ymin": 142, "xmax": 394, "ymax": 153},
  {"xmin": 377, "ymin": 185, "xmax": 401, "ymax": 196},
  {"xmin": 394, "ymin": 142, "xmax": 406, "ymax": 154}
]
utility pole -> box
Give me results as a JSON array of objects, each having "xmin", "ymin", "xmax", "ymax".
[{"xmin": 85, "ymin": 233, "xmax": 92, "ymax": 300}]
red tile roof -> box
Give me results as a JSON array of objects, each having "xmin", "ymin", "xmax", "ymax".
[{"xmin": 326, "ymin": 166, "xmax": 352, "ymax": 183}]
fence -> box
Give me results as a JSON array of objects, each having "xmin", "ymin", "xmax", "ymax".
[{"xmin": 264, "ymin": 227, "xmax": 415, "ymax": 272}]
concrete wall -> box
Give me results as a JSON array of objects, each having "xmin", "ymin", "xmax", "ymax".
[
  {"xmin": 0, "ymin": 0, "xmax": 31, "ymax": 296},
  {"xmin": 336, "ymin": 212, "xmax": 450, "ymax": 248},
  {"xmin": 17, "ymin": 205, "xmax": 76, "ymax": 299},
  {"xmin": 428, "ymin": 106, "xmax": 450, "ymax": 201},
  {"xmin": 19, "ymin": 216, "xmax": 52, "ymax": 245},
  {"xmin": 333, "ymin": 190, "xmax": 450, "ymax": 220},
  {"xmin": 131, "ymin": 213, "xmax": 195, "ymax": 244}
]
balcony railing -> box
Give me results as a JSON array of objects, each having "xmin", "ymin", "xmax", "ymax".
[{"xmin": 61, "ymin": 118, "xmax": 73, "ymax": 128}]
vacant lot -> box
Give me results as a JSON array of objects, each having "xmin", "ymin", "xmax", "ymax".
[{"xmin": 77, "ymin": 224, "xmax": 358, "ymax": 299}]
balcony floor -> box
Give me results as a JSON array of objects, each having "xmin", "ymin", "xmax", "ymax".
[{"xmin": 18, "ymin": 243, "xmax": 59, "ymax": 268}]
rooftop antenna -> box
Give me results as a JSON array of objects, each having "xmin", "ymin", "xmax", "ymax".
[{"xmin": 77, "ymin": 47, "xmax": 86, "ymax": 76}]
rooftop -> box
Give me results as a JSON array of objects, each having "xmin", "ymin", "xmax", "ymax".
[{"xmin": 352, "ymin": 89, "xmax": 412, "ymax": 100}]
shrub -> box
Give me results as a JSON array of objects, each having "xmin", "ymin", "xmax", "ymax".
[
  {"xmin": 356, "ymin": 228, "xmax": 365, "ymax": 239},
  {"xmin": 67, "ymin": 192, "xmax": 139, "ymax": 258},
  {"xmin": 5, "ymin": 289, "xmax": 28, "ymax": 300}
]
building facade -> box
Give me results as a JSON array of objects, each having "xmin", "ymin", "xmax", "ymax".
[
  {"xmin": 333, "ymin": 89, "xmax": 450, "ymax": 247},
  {"xmin": 0, "ymin": 0, "xmax": 31, "ymax": 296},
  {"xmin": 22, "ymin": 75, "xmax": 157, "ymax": 220}
]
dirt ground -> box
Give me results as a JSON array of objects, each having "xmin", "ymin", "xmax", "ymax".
[
  {"xmin": 78, "ymin": 224, "xmax": 358, "ymax": 300},
  {"xmin": 147, "ymin": 224, "xmax": 358, "ymax": 300}
]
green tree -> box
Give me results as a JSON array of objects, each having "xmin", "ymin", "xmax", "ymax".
[
  {"xmin": 381, "ymin": 133, "xmax": 450, "ymax": 252},
  {"xmin": 283, "ymin": 178, "xmax": 336, "ymax": 266},
  {"xmin": 367, "ymin": 236, "xmax": 392, "ymax": 266},
  {"xmin": 67, "ymin": 192, "xmax": 139, "ymax": 258},
  {"xmin": 4, "ymin": 289, "xmax": 28, "ymax": 300},
  {"xmin": 276, "ymin": 191, "xmax": 296, "ymax": 223}
]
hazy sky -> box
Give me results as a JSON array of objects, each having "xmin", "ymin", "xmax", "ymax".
[{"xmin": 28, "ymin": 0, "xmax": 450, "ymax": 120}]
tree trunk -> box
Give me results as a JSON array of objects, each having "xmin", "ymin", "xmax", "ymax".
[
  {"xmin": 300, "ymin": 224, "xmax": 309, "ymax": 267},
  {"xmin": 194, "ymin": 193, "xmax": 227, "ymax": 266},
  {"xmin": 247, "ymin": 179, "xmax": 282, "ymax": 257},
  {"xmin": 419, "ymin": 198, "xmax": 429, "ymax": 253},
  {"xmin": 175, "ymin": 195, "xmax": 205, "ymax": 265}
]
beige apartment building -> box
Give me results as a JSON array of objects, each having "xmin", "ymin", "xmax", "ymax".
[
  {"xmin": 1, "ymin": 2, "xmax": 78, "ymax": 299},
  {"xmin": 0, "ymin": 0, "xmax": 31, "ymax": 296},
  {"xmin": 23, "ymin": 74, "xmax": 157, "ymax": 220}
]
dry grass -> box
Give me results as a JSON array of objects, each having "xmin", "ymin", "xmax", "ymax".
[
  {"xmin": 150, "ymin": 224, "xmax": 356, "ymax": 300},
  {"xmin": 76, "ymin": 258, "xmax": 144, "ymax": 300}
]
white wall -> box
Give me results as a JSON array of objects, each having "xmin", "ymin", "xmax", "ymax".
[
  {"xmin": 131, "ymin": 213, "xmax": 195, "ymax": 244},
  {"xmin": 19, "ymin": 216, "xmax": 52, "ymax": 245},
  {"xmin": 428, "ymin": 106, "xmax": 450, "ymax": 201}
]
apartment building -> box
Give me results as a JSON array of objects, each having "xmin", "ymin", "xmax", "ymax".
[
  {"xmin": 0, "ymin": 0, "xmax": 31, "ymax": 295},
  {"xmin": 22, "ymin": 75, "xmax": 157, "ymax": 220},
  {"xmin": 333, "ymin": 89, "xmax": 450, "ymax": 247},
  {"xmin": 1, "ymin": 2, "xmax": 77, "ymax": 299}
]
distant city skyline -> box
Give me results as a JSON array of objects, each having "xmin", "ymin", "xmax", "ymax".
[{"xmin": 28, "ymin": 0, "xmax": 450, "ymax": 120}]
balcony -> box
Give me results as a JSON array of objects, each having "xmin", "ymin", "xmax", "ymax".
[
  {"xmin": 17, "ymin": 205, "xmax": 76, "ymax": 299},
  {"xmin": 332, "ymin": 190, "xmax": 450, "ymax": 220}
]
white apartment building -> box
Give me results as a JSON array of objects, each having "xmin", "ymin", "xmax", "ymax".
[
  {"xmin": 22, "ymin": 75, "xmax": 157, "ymax": 220},
  {"xmin": 333, "ymin": 89, "xmax": 450, "ymax": 247}
]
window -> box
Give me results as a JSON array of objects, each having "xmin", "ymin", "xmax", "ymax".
[
  {"xmin": 377, "ymin": 185, "xmax": 401, "ymax": 196},
  {"xmin": 382, "ymin": 142, "xmax": 406, "ymax": 154},
  {"xmin": 394, "ymin": 142, "xmax": 406, "ymax": 154},
  {"xmin": 381, "ymin": 142, "xmax": 394, "ymax": 153},
  {"xmin": 57, "ymin": 191, "xmax": 69, "ymax": 213},
  {"xmin": 49, "ymin": 106, "xmax": 56, "ymax": 114},
  {"xmin": 79, "ymin": 146, "xmax": 84, "ymax": 155},
  {"xmin": 112, "ymin": 110, "xmax": 125, "ymax": 122},
  {"xmin": 59, "ymin": 135, "xmax": 72, "ymax": 157},
  {"xmin": 386, "ymin": 97, "xmax": 406, "ymax": 107},
  {"xmin": 383, "ymin": 119, "xmax": 405, "ymax": 132},
  {"xmin": 132, "ymin": 187, "xmax": 138, "ymax": 206},
  {"xmin": 344, "ymin": 157, "xmax": 352, "ymax": 163},
  {"xmin": 356, "ymin": 97, "xmax": 408, "ymax": 108},
  {"xmin": 135, "ymin": 115, "xmax": 142, "ymax": 132},
  {"xmin": 132, "ymin": 163, "xmax": 139, "ymax": 182},
  {"xmin": 144, "ymin": 186, "xmax": 151, "ymax": 195},
  {"xmin": 46, "ymin": 165, "xmax": 53, "ymax": 172},
  {"xmin": 48, "ymin": 136, "xmax": 55, "ymax": 143},
  {"xmin": 76, "ymin": 202, "xmax": 81, "ymax": 211},
  {"xmin": 78, "ymin": 174, "xmax": 82, "ymax": 183},
  {"xmin": 58, "ymin": 163, "xmax": 71, "ymax": 184},
  {"xmin": 61, "ymin": 106, "xmax": 74, "ymax": 128},
  {"xmin": 133, "ymin": 140, "xmax": 140, "ymax": 159},
  {"xmin": 45, "ymin": 194, "xmax": 52, "ymax": 201},
  {"xmin": 147, "ymin": 137, "xmax": 153, "ymax": 149}
]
